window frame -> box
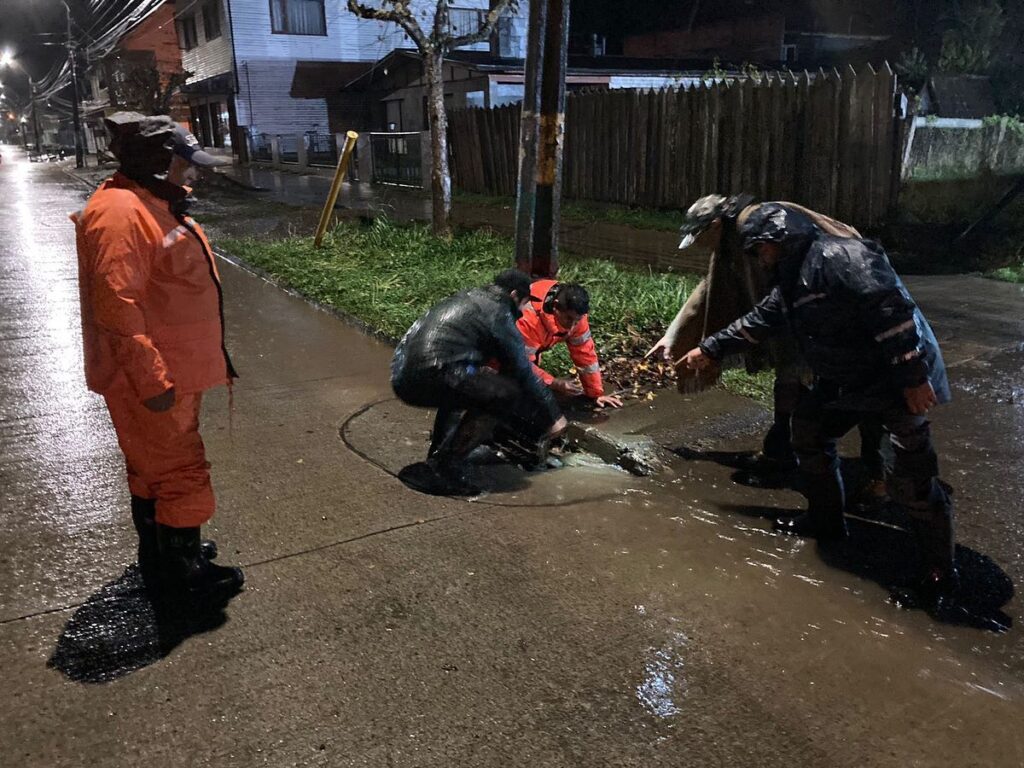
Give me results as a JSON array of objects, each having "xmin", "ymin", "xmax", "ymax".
[
  {"xmin": 177, "ymin": 14, "xmax": 198, "ymax": 50},
  {"xmin": 202, "ymin": 1, "xmax": 222, "ymax": 41},
  {"xmin": 269, "ymin": 0, "xmax": 328, "ymax": 37}
]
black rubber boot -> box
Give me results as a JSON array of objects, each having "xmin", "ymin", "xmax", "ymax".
[
  {"xmin": 424, "ymin": 458, "xmax": 482, "ymax": 496},
  {"xmin": 775, "ymin": 472, "xmax": 848, "ymax": 540},
  {"xmin": 156, "ymin": 523, "xmax": 244, "ymax": 600},
  {"xmin": 759, "ymin": 418, "xmax": 798, "ymax": 471},
  {"xmin": 131, "ymin": 496, "xmax": 217, "ymax": 571},
  {"xmin": 773, "ymin": 511, "xmax": 849, "ymax": 540},
  {"xmin": 890, "ymin": 566, "xmax": 960, "ymax": 613}
]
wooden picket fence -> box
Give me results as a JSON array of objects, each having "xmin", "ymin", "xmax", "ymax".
[{"xmin": 448, "ymin": 64, "xmax": 902, "ymax": 230}]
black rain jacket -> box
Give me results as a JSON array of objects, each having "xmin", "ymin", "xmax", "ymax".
[
  {"xmin": 391, "ymin": 285, "xmax": 560, "ymax": 422},
  {"xmin": 699, "ymin": 204, "xmax": 951, "ymax": 410}
]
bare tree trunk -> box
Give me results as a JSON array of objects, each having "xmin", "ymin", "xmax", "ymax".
[{"xmin": 424, "ymin": 51, "xmax": 452, "ymax": 237}]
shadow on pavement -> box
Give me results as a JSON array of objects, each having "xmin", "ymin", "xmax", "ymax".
[
  {"xmin": 397, "ymin": 460, "xmax": 531, "ymax": 497},
  {"xmin": 672, "ymin": 446, "xmax": 798, "ymax": 490},
  {"xmin": 47, "ymin": 565, "xmax": 236, "ymax": 684},
  {"xmin": 721, "ymin": 501, "xmax": 1014, "ymax": 633}
]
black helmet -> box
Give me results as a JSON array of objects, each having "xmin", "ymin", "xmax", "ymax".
[
  {"xmin": 678, "ymin": 193, "xmax": 755, "ymax": 250},
  {"xmin": 739, "ymin": 203, "xmax": 819, "ymax": 259}
]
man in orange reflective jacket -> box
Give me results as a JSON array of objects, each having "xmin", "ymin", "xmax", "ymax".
[
  {"xmin": 517, "ymin": 280, "xmax": 623, "ymax": 408},
  {"xmin": 72, "ymin": 112, "xmax": 243, "ymax": 601}
]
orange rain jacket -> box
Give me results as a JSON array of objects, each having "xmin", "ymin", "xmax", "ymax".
[
  {"xmin": 72, "ymin": 172, "xmax": 234, "ymax": 401},
  {"xmin": 516, "ymin": 278, "xmax": 605, "ymax": 399}
]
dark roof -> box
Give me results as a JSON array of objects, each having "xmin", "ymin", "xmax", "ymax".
[
  {"xmin": 340, "ymin": 48, "xmax": 750, "ymax": 92},
  {"xmin": 928, "ymin": 75, "xmax": 996, "ymax": 119}
]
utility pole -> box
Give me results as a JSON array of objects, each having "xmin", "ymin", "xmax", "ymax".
[
  {"xmin": 64, "ymin": 1, "xmax": 85, "ymax": 168},
  {"xmin": 514, "ymin": 0, "xmax": 571, "ymax": 278},
  {"xmin": 29, "ymin": 79, "xmax": 42, "ymax": 154}
]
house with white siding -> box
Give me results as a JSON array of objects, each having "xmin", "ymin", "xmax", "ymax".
[{"xmin": 175, "ymin": 0, "xmax": 526, "ymax": 156}]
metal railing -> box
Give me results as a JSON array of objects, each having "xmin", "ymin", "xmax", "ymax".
[
  {"xmin": 277, "ymin": 134, "xmax": 299, "ymax": 164},
  {"xmin": 369, "ymin": 132, "xmax": 423, "ymax": 187},
  {"xmin": 248, "ymin": 133, "xmax": 273, "ymax": 163},
  {"xmin": 305, "ymin": 132, "xmax": 338, "ymax": 166}
]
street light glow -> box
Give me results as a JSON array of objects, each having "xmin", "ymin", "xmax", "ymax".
[{"xmin": 0, "ymin": 50, "xmax": 14, "ymax": 68}]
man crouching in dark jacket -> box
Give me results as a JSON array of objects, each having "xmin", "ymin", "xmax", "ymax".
[
  {"xmin": 680, "ymin": 204, "xmax": 957, "ymax": 608},
  {"xmin": 392, "ymin": 269, "xmax": 567, "ymax": 496}
]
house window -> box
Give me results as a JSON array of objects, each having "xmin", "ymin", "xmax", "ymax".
[
  {"xmin": 177, "ymin": 15, "xmax": 198, "ymax": 50},
  {"xmin": 270, "ymin": 0, "xmax": 327, "ymax": 36},
  {"xmin": 202, "ymin": 1, "xmax": 222, "ymax": 41},
  {"xmin": 448, "ymin": 7, "xmax": 485, "ymax": 37}
]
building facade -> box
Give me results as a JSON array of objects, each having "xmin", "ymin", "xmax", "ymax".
[{"xmin": 176, "ymin": 0, "xmax": 526, "ymax": 155}]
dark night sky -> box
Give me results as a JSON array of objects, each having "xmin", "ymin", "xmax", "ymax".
[{"xmin": 0, "ymin": 0, "xmax": 68, "ymax": 106}]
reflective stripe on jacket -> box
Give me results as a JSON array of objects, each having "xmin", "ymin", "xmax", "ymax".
[
  {"xmin": 516, "ymin": 278, "xmax": 604, "ymax": 398},
  {"xmin": 72, "ymin": 172, "xmax": 232, "ymax": 400}
]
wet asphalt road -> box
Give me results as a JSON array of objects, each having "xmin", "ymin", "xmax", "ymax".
[{"xmin": 2, "ymin": 147, "xmax": 1024, "ymax": 767}]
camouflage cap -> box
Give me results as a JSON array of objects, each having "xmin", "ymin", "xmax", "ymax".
[{"xmin": 678, "ymin": 193, "xmax": 756, "ymax": 250}]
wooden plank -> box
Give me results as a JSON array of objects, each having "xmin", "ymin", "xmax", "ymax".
[
  {"xmin": 705, "ymin": 81, "xmax": 720, "ymax": 197},
  {"xmin": 768, "ymin": 74, "xmax": 785, "ymax": 200},
  {"xmin": 490, "ymin": 106, "xmax": 503, "ymax": 196},
  {"xmin": 803, "ymin": 73, "xmax": 823, "ymax": 210},
  {"xmin": 853, "ymin": 64, "xmax": 875, "ymax": 227},
  {"xmin": 826, "ymin": 68, "xmax": 842, "ymax": 215},
  {"xmin": 569, "ymin": 90, "xmax": 585, "ymax": 201},
  {"xmin": 733, "ymin": 78, "xmax": 749, "ymax": 193},
  {"xmin": 505, "ymin": 103, "xmax": 518, "ymax": 196},
  {"xmin": 675, "ymin": 85, "xmax": 691, "ymax": 207},
  {"xmin": 481, "ymin": 107, "xmax": 496, "ymax": 194},
  {"xmin": 754, "ymin": 76, "xmax": 770, "ymax": 198},
  {"xmin": 565, "ymin": 94, "xmax": 577, "ymax": 200},
  {"xmin": 795, "ymin": 71, "xmax": 812, "ymax": 205},
  {"xmin": 836, "ymin": 65, "xmax": 858, "ymax": 223},
  {"xmin": 718, "ymin": 80, "xmax": 733, "ymax": 192},
  {"xmin": 589, "ymin": 91, "xmax": 598, "ymax": 201},
  {"xmin": 659, "ymin": 87, "xmax": 675, "ymax": 207},
  {"xmin": 698, "ymin": 81, "xmax": 712, "ymax": 199},
  {"xmin": 647, "ymin": 89, "xmax": 663, "ymax": 207},
  {"xmin": 872, "ymin": 62, "xmax": 897, "ymax": 227},
  {"xmin": 621, "ymin": 89, "xmax": 634, "ymax": 204},
  {"xmin": 619, "ymin": 89, "xmax": 632, "ymax": 204}
]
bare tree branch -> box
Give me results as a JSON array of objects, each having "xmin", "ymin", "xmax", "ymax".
[
  {"xmin": 448, "ymin": 0, "xmax": 518, "ymax": 51},
  {"xmin": 346, "ymin": 0, "xmax": 431, "ymax": 51}
]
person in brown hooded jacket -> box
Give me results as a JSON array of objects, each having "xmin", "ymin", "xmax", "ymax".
[{"xmin": 72, "ymin": 112, "xmax": 243, "ymax": 601}]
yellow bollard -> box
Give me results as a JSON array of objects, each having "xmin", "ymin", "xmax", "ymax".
[{"xmin": 314, "ymin": 130, "xmax": 359, "ymax": 248}]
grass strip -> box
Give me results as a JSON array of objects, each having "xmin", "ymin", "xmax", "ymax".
[{"xmin": 988, "ymin": 263, "xmax": 1024, "ymax": 283}]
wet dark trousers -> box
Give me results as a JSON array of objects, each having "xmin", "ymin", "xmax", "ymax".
[
  {"xmin": 766, "ymin": 378, "xmax": 886, "ymax": 480},
  {"xmin": 395, "ymin": 366, "xmax": 543, "ymax": 466},
  {"xmin": 791, "ymin": 388, "xmax": 955, "ymax": 574}
]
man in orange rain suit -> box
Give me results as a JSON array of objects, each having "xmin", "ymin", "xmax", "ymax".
[
  {"xmin": 516, "ymin": 279, "xmax": 623, "ymax": 409},
  {"xmin": 72, "ymin": 112, "xmax": 243, "ymax": 601}
]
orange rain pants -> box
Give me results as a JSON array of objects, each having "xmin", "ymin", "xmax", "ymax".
[{"xmin": 103, "ymin": 376, "xmax": 215, "ymax": 527}]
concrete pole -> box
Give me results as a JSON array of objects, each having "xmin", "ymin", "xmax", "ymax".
[
  {"xmin": 29, "ymin": 80, "xmax": 42, "ymax": 154},
  {"xmin": 64, "ymin": 2, "xmax": 85, "ymax": 167},
  {"xmin": 514, "ymin": 0, "xmax": 570, "ymax": 278}
]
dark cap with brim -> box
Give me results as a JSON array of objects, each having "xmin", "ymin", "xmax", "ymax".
[
  {"xmin": 136, "ymin": 115, "xmax": 230, "ymax": 168},
  {"xmin": 678, "ymin": 193, "xmax": 756, "ymax": 250}
]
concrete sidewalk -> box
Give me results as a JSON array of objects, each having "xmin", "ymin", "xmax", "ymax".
[{"xmin": 3, "ymin": 153, "xmax": 1024, "ymax": 767}]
